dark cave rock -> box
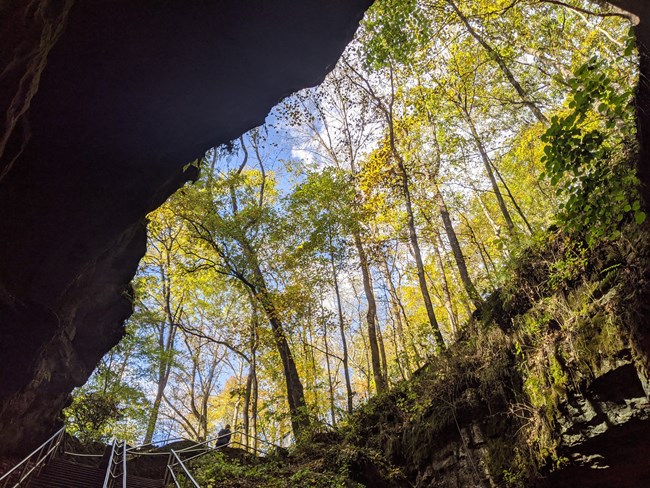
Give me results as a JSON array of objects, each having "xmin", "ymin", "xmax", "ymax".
[
  {"xmin": 612, "ymin": 0, "xmax": 650, "ymax": 204},
  {"xmin": 0, "ymin": 0, "xmax": 371, "ymax": 454}
]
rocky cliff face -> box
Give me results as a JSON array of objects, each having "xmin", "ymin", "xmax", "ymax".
[
  {"xmin": 0, "ymin": 0, "xmax": 371, "ymax": 454},
  {"xmin": 402, "ymin": 356, "xmax": 650, "ymax": 488},
  {"xmin": 338, "ymin": 224, "xmax": 650, "ymax": 488}
]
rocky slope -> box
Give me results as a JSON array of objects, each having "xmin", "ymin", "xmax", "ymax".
[
  {"xmin": 349, "ymin": 225, "xmax": 650, "ymax": 487},
  {"xmin": 202, "ymin": 225, "xmax": 649, "ymax": 488}
]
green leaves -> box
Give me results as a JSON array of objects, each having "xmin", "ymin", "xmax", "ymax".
[
  {"xmin": 540, "ymin": 59, "xmax": 642, "ymax": 246},
  {"xmin": 635, "ymin": 211, "xmax": 647, "ymax": 225},
  {"xmin": 361, "ymin": 0, "xmax": 430, "ymax": 69}
]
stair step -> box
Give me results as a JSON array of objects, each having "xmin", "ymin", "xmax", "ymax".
[
  {"xmin": 27, "ymin": 458, "xmax": 164, "ymax": 488},
  {"xmin": 126, "ymin": 475, "xmax": 166, "ymax": 488},
  {"xmin": 30, "ymin": 458, "xmax": 104, "ymax": 487}
]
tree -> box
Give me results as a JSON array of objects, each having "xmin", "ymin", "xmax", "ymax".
[
  {"xmin": 171, "ymin": 137, "xmax": 310, "ymax": 437},
  {"xmin": 136, "ymin": 206, "xmax": 185, "ymax": 445},
  {"xmin": 287, "ymin": 168, "xmax": 358, "ymax": 411}
]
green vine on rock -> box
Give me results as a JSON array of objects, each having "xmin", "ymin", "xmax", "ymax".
[{"xmin": 540, "ymin": 55, "xmax": 645, "ymax": 245}]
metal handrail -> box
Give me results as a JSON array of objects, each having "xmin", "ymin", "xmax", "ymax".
[
  {"xmin": 175, "ymin": 429, "xmax": 240, "ymax": 453},
  {"xmin": 101, "ymin": 440, "xmax": 117, "ymax": 488},
  {"xmin": 164, "ymin": 429, "xmax": 240, "ymax": 474},
  {"xmin": 0, "ymin": 428, "xmax": 277, "ymax": 488},
  {"xmin": 126, "ymin": 437, "xmax": 186, "ymax": 453},
  {"xmin": 236, "ymin": 430, "xmax": 283, "ymax": 452},
  {"xmin": 165, "ymin": 439, "xmax": 268, "ymax": 480},
  {"xmin": 163, "ymin": 452, "xmax": 173, "ymax": 486},
  {"xmin": 228, "ymin": 440, "xmax": 266, "ymax": 457},
  {"xmin": 165, "ymin": 465, "xmax": 181, "ymax": 487},
  {"xmin": 0, "ymin": 427, "xmax": 65, "ymax": 488},
  {"xmin": 165, "ymin": 450, "xmax": 200, "ymax": 488},
  {"xmin": 178, "ymin": 446, "xmax": 218, "ymax": 464},
  {"xmin": 159, "ymin": 429, "xmax": 296, "ymax": 488},
  {"xmin": 101, "ymin": 440, "xmax": 127, "ymax": 488},
  {"xmin": 63, "ymin": 451, "xmax": 104, "ymax": 457},
  {"xmin": 122, "ymin": 441, "xmax": 127, "ymax": 488}
]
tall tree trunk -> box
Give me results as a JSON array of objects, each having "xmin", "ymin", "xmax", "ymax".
[
  {"xmin": 433, "ymin": 185, "xmax": 483, "ymax": 310},
  {"xmin": 227, "ymin": 223, "xmax": 309, "ymax": 437},
  {"xmin": 351, "ymin": 280, "xmax": 373, "ymax": 398},
  {"xmin": 243, "ymin": 367, "xmax": 252, "ymax": 450},
  {"xmin": 242, "ymin": 241, "xmax": 309, "ymax": 437},
  {"xmin": 461, "ymin": 107, "xmax": 517, "ymax": 237},
  {"xmin": 391, "ymin": 141, "xmax": 445, "ymax": 348},
  {"xmin": 251, "ymin": 350, "xmax": 259, "ymax": 452},
  {"xmin": 379, "ymin": 254, "xmax": 412, "ymax": 376},
  {"xmin": 477, "ymin": 192, "xmax": 503, "ymax": 238},
  {"xmin": 353, "ymin": 231, "xmax": 387, "ymax": 394},
  {"xmin": 460, "ymin": 212, "xmax": 499, "ymax": 286},
  {"xmin": 377, "ymin": 319, "xmax": 389, "ymax": 383},
  {"xmin": 388, "ymin": 312, "xmax": 407, "ymax": 381},
  {"xmin": 143, "ymin": 268, "xmax": 177, "ymax": 445},
  {"xmin": 431, "ymin": 235, "xmax": 459, "ymax": 339},
  {"xmin": 144, "ymin": 374, "xmax": 170, "ymax": 445},
  {"xmin": 264, "ymin": 298, "xmax": 309, "ymax": 436},
  {"xmin": 446, "ymin": 0, "xmax": 548, "ymax": 125},
  {"xmin": 489, "ymin": 159, "xmax": 534, "ymax": 235},
  {"xmin": 307, "ymin": 319, "xmax": 320, "ymax": 414},
  {"xmin": 322, "ymin": 316, "xmax": 337, "ymax": 426},
  {"xmin": 330, "ymin": 249, "xmax": 354, "ymax": 413},
  {"xmin": 242, "ymin": 305, "xmax": 258, "ymax": 451},
  {"xmin": 394, "ymin": 266, "xmax": 424, "ymax": 368}
]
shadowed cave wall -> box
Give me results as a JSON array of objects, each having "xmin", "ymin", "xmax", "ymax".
[{"xmin": 0, "ymin": 0, "xmax": 371, "ymax": 454}]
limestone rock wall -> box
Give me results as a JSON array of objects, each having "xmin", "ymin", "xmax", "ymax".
[{"xmin": 406, "ymin": 358, "xmax": 650, "ymax": 488}]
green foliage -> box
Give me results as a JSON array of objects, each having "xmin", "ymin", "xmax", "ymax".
[
  {"xmin": 190, "ymin": 449, "xmax": 363, "ymax": 488},
  {"xmin": 65, "ymin": 385, "xmax": 150, "ymax": 444},
  {"xmin": 191, "ymin": 451, "xmax": 277, "ymax": 487},
  {"xmin": 65, "ymin": 324, "xmax": 151, "ymax": 443},
  {"xmin": 361, "ymin": 0, "xmax": 430, "ymax": 69},
  {"xmin": 548, "ymin": 240, "xmax": 588, "ymax": 290},
  {"xmin": 541, "ymin": 58, "xmax": 644, "ymax": 244},
  {"xmin": 286, "ymin": 166, "xmax": 359, "ymax": 264},
  {"xmin": 65, "ymin": 392, "xmax": 123, "ymax": 443}
]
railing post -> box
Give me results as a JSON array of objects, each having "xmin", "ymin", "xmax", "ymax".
[
  {"xmin": 0, "ymin": 427, "xmax": 66, "ymax": 488},
  {"xmin": 121, "ymin": 441, "xmax": 127, "ymax": 488},
  {"xmin": 163, "ymin": 452, "xmax": 172, "ymax": 486},
  {"xmin": 102, "ymin": 440, "xmax": 117, "ymax": 488},
  {"xmin": 169, "ymin": 450, "xmax": 200, "ymax": 488}
]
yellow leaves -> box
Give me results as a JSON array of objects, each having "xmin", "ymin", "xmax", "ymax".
[
  {"xmin": 207, "ymin": 376, "xmax": 241, "ymax": 430},
  {"xmin": 359, "ymin": 137, "xmax": 394, "ymax": 196}
]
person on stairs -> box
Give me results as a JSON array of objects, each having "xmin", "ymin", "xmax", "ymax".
[{"xmin": 215, "ymin": 424, "xmax": 232, "ymax": 448}]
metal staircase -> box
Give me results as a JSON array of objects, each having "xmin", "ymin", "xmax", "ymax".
[
  {"xmin": 0, "ymin": 428, "xmax": 275, "ymax": 487},
  {"xmin": 0, "ymin": 431, "xmax": 163, "ymax": 488},
  {"xmin": 28, "ymin": 458, "xmax": 106, "ymax": 488},
  {"xmin": 27, "ymin": 459, "xmax": 165, "ymax": 488}
]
